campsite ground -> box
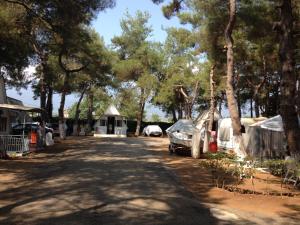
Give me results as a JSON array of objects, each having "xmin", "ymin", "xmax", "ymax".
[{"xmin": 0, "ymin": 136, "xmax": 299, "ymax": 224}]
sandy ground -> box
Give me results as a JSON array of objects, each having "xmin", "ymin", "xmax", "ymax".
[{"xmin": 0, "ymin": 136, "xmax": 299, "ymax": 225}]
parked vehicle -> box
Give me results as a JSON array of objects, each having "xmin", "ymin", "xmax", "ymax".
[
  {"xmin": 166, "ymin": 119, "xmax": 195, "ymax": 153},
  {"xmin": 12, "ymin": 122, "xmax": 53, "ymax": 135},
  {"xmin": 142, "ymin": 125, "xmax": 163, "ymax": 137}
]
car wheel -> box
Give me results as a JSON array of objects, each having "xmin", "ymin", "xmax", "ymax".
[{"xmin": 169, "ymin": 144, "xmax": 174, "ymax": 154}]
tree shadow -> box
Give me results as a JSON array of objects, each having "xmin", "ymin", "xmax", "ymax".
[{"xmin": 0, "ymin": 137, "xmax": 273, "ymax": 224}]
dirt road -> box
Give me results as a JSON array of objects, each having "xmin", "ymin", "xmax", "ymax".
[{"xmin": 0, "ymin": 137, "xmax": 293, "ymax": 224}]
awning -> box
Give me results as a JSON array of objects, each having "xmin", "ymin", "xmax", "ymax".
[{"xmin": 0, "ymin": 104, "xmax": 42, "ymax": 112}]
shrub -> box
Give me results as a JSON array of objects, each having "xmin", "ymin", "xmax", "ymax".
[{"xmin": 205, "ymin": 151, "xmax": 237, "ymax": 160}]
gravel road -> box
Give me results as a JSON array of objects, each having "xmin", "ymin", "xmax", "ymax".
[{"xmin": 0, "ymin": 137, "xmax": 274, "ymax": 225}]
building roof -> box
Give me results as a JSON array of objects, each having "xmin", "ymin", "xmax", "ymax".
[
  {"xmin": 7, "ymin": 96, "xmax": 23, "ymax": 105},
  {"xmin": 0, "ymin": 103, "xmax": 42, "ymax": 112},
  {"xmin": 103, "ymin": 104, "xmax": 121, "ymax": 116}
]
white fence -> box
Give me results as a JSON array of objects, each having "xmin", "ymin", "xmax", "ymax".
[{"xmin": 0, "ymin": 135, "xmax": 30, "ymax": 156}]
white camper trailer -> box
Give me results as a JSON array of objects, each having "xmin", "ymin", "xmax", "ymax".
[{"xmin": 94, "ymin": 105, "xmax": 127, "ymax": 137}]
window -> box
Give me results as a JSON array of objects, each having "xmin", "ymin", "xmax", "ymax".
[
  {"xmin": 116, "ymin": 120, "xmax": 122, "ymax": 127},
  {"xmin": 100, "ymin": 120, "xmax": 106, "ymax": 126},
  {"xmin": 0, "ymin": 117, "xmax": 7, "ymax": 132}
]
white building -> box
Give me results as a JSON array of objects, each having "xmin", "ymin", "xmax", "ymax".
[{"xmin": 94, "ymin": 105, "xmax": 127, "ymax": 137}]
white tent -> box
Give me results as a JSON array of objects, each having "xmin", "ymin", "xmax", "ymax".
[
  {"xmin": 194, "ymin": 110, "xmax": 221, "ymax": 130},
  {"xmin": 246, "ymin": 115, "xmax": 290, "ymax": 159},
  {"xmin": 94, "ymin": 105, "xmax": 127, "ymax": 137},
  {"xmin": 217, "ymin": 117, "xmax": 266, "ymax": 151},
  {"xmin": 250, "ymin": 115, "xmax": 283, "ymax": 132}
]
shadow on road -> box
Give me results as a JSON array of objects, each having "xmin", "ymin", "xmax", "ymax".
[{"xmin": 0, "ymin": 137, "xmax": 272, "ymax": 225}]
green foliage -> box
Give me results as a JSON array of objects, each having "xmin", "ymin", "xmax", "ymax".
[
  {"xmin": 0, "ymin": 2, "xmax": 33, "ymax": 87},
  {"xmin": 112, "ymin": 11, "xmax": 162, "ymax": 132},
  {"xmin": 68, "ymin": 88, "xmax": 111, "ymax": 119},
  {"xmin": 205, "ymin": 152, "xmax": 237, "ymax": 160},
  {"xmin": 259, "ymin": 159, "xmax": 300, "ymax": 177},
  {"xmin": 115, "ymin": 87, "xmax": 140, "ymax": 120},
  {"xmin": 150, "ymin": 113, "xmax": 161, "ymax": 122}
]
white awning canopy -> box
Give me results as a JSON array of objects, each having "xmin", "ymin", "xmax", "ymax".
[
  {"xmin": 103, "ymin": 104, "xmax": 121, "ymax": 116},
  {"xmin": 0, "ymin": 104, "xmax": 42, "ymax": 112}
]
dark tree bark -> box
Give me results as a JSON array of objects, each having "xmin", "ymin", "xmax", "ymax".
[
  {"xmin": 250, "ymin": 98, "xmax": 253, "ymax": 118},
  {"xmin": 46, "ymin": 86, "xmax": 53, "ymax": 122},
  {"xmin": 208, "ymin": 66, "xmax": 216, "ymax": 132},
  {"xmin": 178, "ymin": 104, "xmax": 183, "ymax": 119},
  {"xmin": 32, "ymin": 40, "xmax": 48, "ymax": 123},
  {"xmin": 171, "ymin": 105, "xmax": 177, "ymax": 122},
  {"xmin": 135, "ymin": 88, "xmax": 146, "ymax": 136},
  {"xmin": 73, "ymin": 88, "xmax": 86, "ymax": 136},
  {"xmin": 57, "ymin": 49, "xmax": 89, "ymax": 139},
  {"xmin": 254, "ymin": 97, "xmax": 260, "ymax": 117},
  {"xmin": 87, "ymin": 88, "xmax": 94, "ymax": 133},
  {"xmin": 176, "ymin": 81, "xmax": 199, "ymax": 119},
  {"xmin": 225, "ymin": 0, "xmax": 247, "ymax": 158},
  {"xmin": 58, "ymin": 72, "xmax": 69, "ymax": 140},
  {"xmin": 276, "ymin": 0, "xmax": 300, "ymax": 158}
]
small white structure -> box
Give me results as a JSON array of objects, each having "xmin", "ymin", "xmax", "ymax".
[{"xmin": 94, "ymin": 105, "xmax": 127, "ymax": 137}]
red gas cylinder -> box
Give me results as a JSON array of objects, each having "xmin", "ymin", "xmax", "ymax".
[
  {"xmin": 30, "ymin": 132, "xmax": 37, "ymax": 144},
  {"xmin": 209, "ymin": 142, "xmax": 218, "ymax": 153}
]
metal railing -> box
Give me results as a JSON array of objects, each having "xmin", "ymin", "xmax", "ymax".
[{"xmin": 0, "ymin": 135, "xmax": 30, "ymax": 155}]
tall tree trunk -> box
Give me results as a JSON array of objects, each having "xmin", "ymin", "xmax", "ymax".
[
  {"xmin": 87, "ymin": 89, "xmax": 94, "ymax": 133},
  {"xmin": 135, "ymin": 88, "xmax": 145, "ymax": 136},
  {"xmin": 46, "ymin": 86, "xmax": 53, "ymax": 122},
  {"xmin": 208, "ymin": 66, "xmax": 216, "ymax": 132},
  {"xmin": 171, "ymin": 105, "xmax": 177, "ymax": 122},
  {"xmin": 58, "ymin": 73, "xmax": 69, "ymax": 140},
  {"xmin": 178, "ymin": 104, "xmax": 183, "ymax": 119},
  {"xmin": 58, "ymin": 90, "xmax": 66, "ymax": 140},
  {"xmin": 250, "ymin": 98, "xmax": 253, "ymax": 118},
  {"xmin": 254, "ymin": 96, "xmax": 260, "ymax": 117},
  {"xmin": 225, "ymin": 0, "xmax": 247, "ymax": 158},
  {"xmin": 73, "ymin": 89, "xmax": 86, "ymax": 136},
  {"xmin": 218, "ymin": 94, "xmax": 223, "ymax": 117},
  {"xmin": 40, "ymin": 62, "xmax": 47, "ymax": 122},
  {"xmin": 202, "ymin": 66, "xmax": 216, "ymax": 155},
  {"xmin": 297, "ymin": 76, "xmax": 300, "ymax": 116},
  {"xmin": 277, "ymin": 0, "xmax": 300, "ymax": 158}
]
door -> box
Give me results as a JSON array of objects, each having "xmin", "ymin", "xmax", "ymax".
[{"xmin": 107, "ymin": 117, "xmax": 115, "ymax": 134}]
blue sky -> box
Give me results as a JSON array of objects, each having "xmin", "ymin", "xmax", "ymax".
[{"xmin": 7, "ymin": 0, "xmax": 184, "ymax": 119}]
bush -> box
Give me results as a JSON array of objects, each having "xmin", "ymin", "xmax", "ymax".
[
  {"xmin": 205, "ymin": 151, "xmax": 237, "ymax": 160},
  {"xmin": 260, "ymin": 160, "xmax": 286, "ymax": 176}
]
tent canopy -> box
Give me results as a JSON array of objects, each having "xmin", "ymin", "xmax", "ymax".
[
  {"xmin": 166, "ymin": 119, "xmax": 195, "ymax": 134},
  {"xmin": 194, "ymin": 110, "xmax": 221, "ymax": 129},
  {"xmin": 250, "ymin": 115, "xmax": 283, "ymax": 132},
  {"xmin": 0, "ymin": 103, "xmax": 42, "ymax": 112},
  {"xmin": 103, "ymin": 104, "xmax": 121, "ymax": 116}
]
